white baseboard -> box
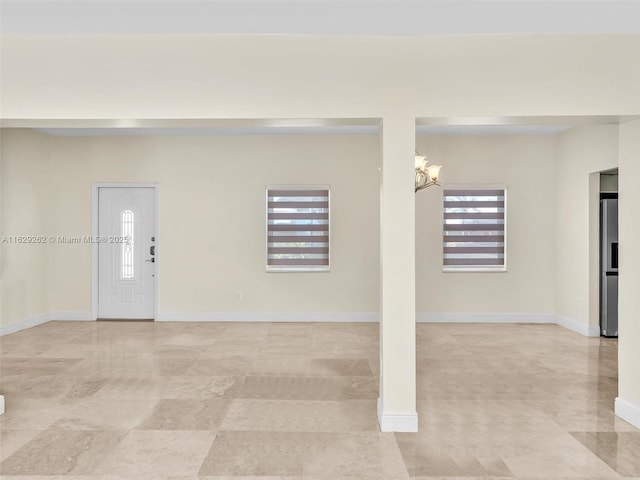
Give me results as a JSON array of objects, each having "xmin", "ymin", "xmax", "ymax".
[
  {"xmin": 417, "ymin": 313, "xmax": 556, "ymax": 324},
  {"xmin": 50, "ymin": 311, "xmax": 93, "ymax": 321},
  {"xmin": 615, "ymin": 397, "xmax": 640, "ymax": 429},
  {"xmin": 555, "ymin": 315, "xmax": 601, "ymax": 337},
  {"xmin": 0, "ymin": 312, "xmax": 51, "ymax": 336},
  {"xmin": 158, "ymin": 311, "xmax": 557, "ymax": 326},
  {"xmin": 419, "ymin": 313, "xmax": 599, "ymax": 337},
  {"xmin": 156, "ymin": 311, "xmax": 379, "ymax": 322},
  {"xmin": 0, "ymin": 311, "xmax": 94, "ymax": 336},
  {"xmin": 377, "ymin": 397, "xmax": 418, "ymax": 432}
]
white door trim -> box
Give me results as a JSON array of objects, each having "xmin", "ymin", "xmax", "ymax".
[{"xmin": 92, "ymin": 182, "xmax": 159, "ymax": 321}]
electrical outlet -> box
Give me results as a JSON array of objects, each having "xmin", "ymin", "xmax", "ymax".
[{"xmin": 235, "ymin": 291, "xmax": 243, "ymax": 301}]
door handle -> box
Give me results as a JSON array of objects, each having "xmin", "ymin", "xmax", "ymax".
[{"xmin": 146, "ymin": 258, "xmax": 155, "ymax": 263}]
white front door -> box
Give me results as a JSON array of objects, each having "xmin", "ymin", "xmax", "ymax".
[{"xmin": 98, "ymin": 187, "xmax": 156, "ymax": 319}]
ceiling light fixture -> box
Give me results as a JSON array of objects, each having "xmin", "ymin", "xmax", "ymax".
[{"xmin": 415, "ymin": 151, "xmax": 442, "ymax": 193}]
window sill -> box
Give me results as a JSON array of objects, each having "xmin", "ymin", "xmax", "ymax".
[
  {"xmin": 266, "ymin": 266, "xmax": 330, "ymax": 273},
  {"xmin": 443, "ymin": 267, "xmax": 507, "ymax": 273}
]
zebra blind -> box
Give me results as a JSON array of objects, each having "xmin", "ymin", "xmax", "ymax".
[
  {"xmin": 443, "ymin": 188, "xmax": 506, "ymax": 270},
  {"xmin": 267, "ymin": 188, "xmax": 330, "ymax": 271}
]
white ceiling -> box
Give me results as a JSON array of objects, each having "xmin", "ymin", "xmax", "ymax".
[{"xmin": 2, "ymin": 0, "xmax": 639, "ymax": 35}]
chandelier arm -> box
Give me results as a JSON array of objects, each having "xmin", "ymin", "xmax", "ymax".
[
  {"xmin": 415, "ymin": 181, "xmax": 431, "ymax": 193},
  {"xmin": 414, "ymin": 177, "xmax": 441, "ymax": 193}
]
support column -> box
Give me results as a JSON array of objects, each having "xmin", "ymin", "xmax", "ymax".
[
  {"xmin": 378, "ymin": 114, "xmax": 417, "ymax": 432},
  {"xmin": 616, "ymin": 119, "xmax": 640, "ymax": 429}
]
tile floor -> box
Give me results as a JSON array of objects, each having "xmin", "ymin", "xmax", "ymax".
[{"xmin": 0, "ymin": 320, "xmax": 638, "ymax": 479}]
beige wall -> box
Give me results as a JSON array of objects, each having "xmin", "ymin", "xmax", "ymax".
[
  {"xmin": 0, "ymin": 130, "xmax": 565, "ymax": 325},
  {"xmin": 555, "ymin": 125, "xmax": 619, "ymax": 330},
  {"xmin": 618, "ymin": 120, "xmax": 640, "ymax": 411},
  {"xmin": 46, "ymin": 135, "xmax": 381, "ymax": 316},
  {"xmin": 416, "ymin": 134, "xmax": 557, "ymax": 315},
  {"xmin": 0, "ymin": 130, "xmax": 51, "ymax": 327},
  {"xmin": 2, "ymin": 35, "xmax": 639, "ymax": 119}
]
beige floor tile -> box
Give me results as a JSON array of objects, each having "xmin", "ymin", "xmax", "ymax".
[
  {"xmin": 65, "ymin": 357, "xmax": 196, "ymax": 377},
  {"xmin": 238, "ymin": 376, "xmax": 343, "ymax": 400},
  {"xmin": 186, "ymin": 357, "xmax": 253, "ymax": 376},
  {"xmin": 218, "ymin": 329, "xmax": 269, "ymax": 343},
  {"xmin": 0, "ymin": 398, "xmax": 67, "ymax": 430},
  {"xmin": 198, "ymin": 431, "xmax": 409, "ymax": 478},
  {"xmin": 395, "ymin": 434, "xmax": 514, "ymax": 477},
  {"xmin": 409, "ymin": 478, "xmax": 617, "ymax": 480},
  {"xmin": 416, "ymin": 399, "xmax": 568, "ymax": 433},
  {"xmin": 270, "ymin": 323, "xmax": 315, "ymax": 334},
  {"xmin": 303, "ymin": 432, "xmax": 409, "ymax": 478},
  {"xmin": 202, "ymin": 342, "xmax": 261, "ymax": 358},
  {"xmin": 346, "ymin": 375, "xmax": 379, "ymax": 398},
  {"xmin": 529, "ymin": 397, "xmax": 638, "ymax": 432},
  {"xmin": 0, "ymin": 430, "xmax": 40, "ymax": 461},
  {"xmin": 0, "ymin": 358, "xmax": 82, "ymax": 376},
  {"xmin": 159, "ymin": 375, "xmax": 242, "ymax": 399},
  {"xmin": 0, "ymin": 429, "xmax": 126, "ymax": 475},
  {"xmin": 257, "ymin": 343, "xmax": 313, "ymax": 358},
  {"xmin": 249, "ymin": 358, "xmax": 313, "ymax": 376},
  {"xmin": 0, "ymin": 374, "xmax": 105, "ymax": 401},
  {"xmin": 199, "ymin": 477, "xmax": 410, "ymax": 480},
  {"xmin": 0, "ymin": 321, "xmax": 631, "ymax": 479},
  {"xmin": 1, "ymin": 343, "xmax": 55, "ymax": 357},
  {"xmin": 497, "ymin": 431, "xmax": 620, "ymax": 478},
  {"xmin": 51, "ymin": 397, "xmax": 157, "ymax": 430},
  {"xmin": 35, "ymin": 343, "xmax": 115, "ymax": 358},
  {"xmin": 1, "ymin": 332, "xmax": 86, "ymax": 346},
  {"xmin": 0, "ymin": 477, "xmax": 200, "ymax": 480},
  {"xmin": 237, "ymin": 375, "xmax": 377, "ymax": 400},
  {"xmin": 221, "ymin": 399, "xmax": 379, "ymax": 432},
  {"xmin": 265, "ymin": 334, "xmax": 313, "ymax": 347},
  {"xmin": 199, "ymin": 477, "xmax": 301, "ymax": 480},
  {"xmin": 155, "ymin": 322, "xmax": 226, "ymax": 335},
  {"xmin": 162, "ymin": 333, "xmax": 219, "ymax": 346},
  {"xmin": 136, "ymin": 398, "xmax": 231, "ymax": 430},
  {"xmin": 571, "ymin": 431, "xmax": 640, "ymax": 477},
  {"xmin": 93, "ymin": 430, "xmax": 215, "ymax": 476},
  {"xmin": 85, "ymin": 376, "xmax": 167, "ymax": 398},
  {"xmin": 140, "ymin": 344, "xmax": 212, "ymax": 357},
  {"xmin": 198, "ymin": 430, "xmax": 302, "ymax": 476},
  {"xmin": 309, "ymin": 358, "xmax": 372, "ymax": 376},
  {"xmin": 311, "ymin": 343, "xmax": 371, "ymax": 359}
]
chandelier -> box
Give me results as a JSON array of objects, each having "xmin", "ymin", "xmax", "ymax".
[{"xmin": 415, "ymin": 152, "xmax": 442, "ymax": 193}]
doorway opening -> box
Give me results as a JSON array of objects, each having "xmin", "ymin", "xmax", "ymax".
[{"xmin": 599, "ymin": 169, "xmax": 618, "ymax": 337}]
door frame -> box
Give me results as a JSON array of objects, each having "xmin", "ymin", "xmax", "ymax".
[{"xmin": 92, "ymin": 182, "xmax": 160, "ymax": 321}]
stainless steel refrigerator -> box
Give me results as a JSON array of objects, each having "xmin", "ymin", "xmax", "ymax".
[{"xmin": 600, "ymin": 197, "xmax": 618, "ymax": 337}]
